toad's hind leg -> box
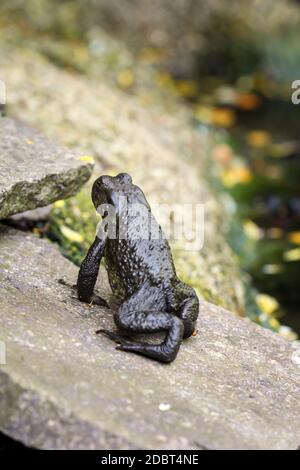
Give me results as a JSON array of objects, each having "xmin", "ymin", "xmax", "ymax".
[
  {"xmin": 101, "ymin": 285, "xmax": 184, "ymax": 363},
  {"xmin": 174, "ymin": 281, "xmax": 199, "ymax": 338}
]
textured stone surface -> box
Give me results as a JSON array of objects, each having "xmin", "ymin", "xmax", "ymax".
[
  {"xmin": 0, "ymin": 118, "xmax": 93, "ymax": 219},
  {"xmin": 0, "ymin": 226, "xmax": 299, "ymax": 450},
  {"xmin": 8, "ymin": 206, "xmax": 52, "ymax": 222}
]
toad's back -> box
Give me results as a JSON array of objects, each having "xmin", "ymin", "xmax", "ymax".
[{"xmin": 104, "ymin": 218, "xmax": 177, "ymax": 299}]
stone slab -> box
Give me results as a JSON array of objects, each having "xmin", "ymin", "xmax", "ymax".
[
  {"xmin": 0, "ymin": 226, "xmax": 299, "ymax": 449},
  {"xmin": 0, "ymin": 118, "xmax": 93, "ymax": 219}
]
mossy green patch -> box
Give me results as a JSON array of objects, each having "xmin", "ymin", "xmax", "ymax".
[{"xmin": 47, "ymin": 188, "xmax": 99, "ymax": 266}]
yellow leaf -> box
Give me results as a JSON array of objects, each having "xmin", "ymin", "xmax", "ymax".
[
  {"xmin": 60, "ymin": 225, "xmax": 83, "ymax": 243},
  {"xmin": 79, "ymin": 155, "xmax": 94, "ymax": 164},
  {"xmin": 283, "ymin": 248, "xmax": 300, "ymax": 262},
  {"xmin": 26, "ymin": 138, "xmax": 33, "ymax": 145},
  {"xmin": 243, "ymin": 219, "xmax": 261, "ymax": 240},
  {"xmin": 256, "ymin": 294, "xmax": 279, "ymax": 315},
  {"xmin": 235, "ymin": 93, "xmax": 262, "ymax": 111},
  {"xmin": 211, "ymin": 108, "xmax": 236, "ymax": 128},
  {"xmin": 246, "ymin": 130, "xmax": 271, "ymax": 148},
  {"xmin": 53, "ymin": 200, "xmax": 65, "ymax": 209},
  {"xmin": 117, "ymin": 69, "xmax": 134, "ymax": 89},
  {"xmin": 288, "ymin": 231, "xmax": 300, "ymax": 245},
  {"xmin": 222, "ymin": 166, "xmax": 252, "ymax": 187}
]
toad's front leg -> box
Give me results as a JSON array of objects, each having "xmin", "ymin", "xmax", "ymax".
[{"xmin": 77, "ymin": 236, "xmax": 109, "ymax": 308}]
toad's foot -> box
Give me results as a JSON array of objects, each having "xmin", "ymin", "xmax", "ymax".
[{"xmin": 90, "ymin": 295, "xmax": 110, "ymax": 309}]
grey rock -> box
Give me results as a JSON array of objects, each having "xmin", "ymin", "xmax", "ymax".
[
  {"xmin": 0, "ymin": 118, "xmax": 93, "ymax": 219},
  {"xmin": 8, "ymin": 206, "xmax": 52, "ymax": 222},
  {"xmin": 5, "ymin": 206, "xmax": 52, "ymax": 233},
  {"xmin": 0, "ymin": 226, "xmax": 299, "ymax": 449}
]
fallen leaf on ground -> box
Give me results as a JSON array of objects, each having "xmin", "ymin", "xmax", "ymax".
[
  {"xmin": 256, "ymin": 293, "xmax": 279, "ymax": 315},
  {"xmin": 246, "ymin": 130, "xmax": 271, "ymax": 148},
  {"xmin": 211, "ymin": 108, "xmax": 236, "ymax": 127}
]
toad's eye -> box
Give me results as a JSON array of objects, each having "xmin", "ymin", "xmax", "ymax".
[
  {"xmin": 117, "ymin": 173, "xmax": 132, "ymax": 185},
  {"xmin": 97, "ymin": 175, "xmax": 111, "ymax": 188}
]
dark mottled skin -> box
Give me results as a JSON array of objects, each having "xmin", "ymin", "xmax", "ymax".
[{"xmin": 77, "ymin": 173, "xmax": 199, "ymax": 363}]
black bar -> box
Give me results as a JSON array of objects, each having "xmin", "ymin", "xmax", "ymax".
[{"xmin": 0, "ymin": 448, "xmax": 298, "ymax": 467}]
